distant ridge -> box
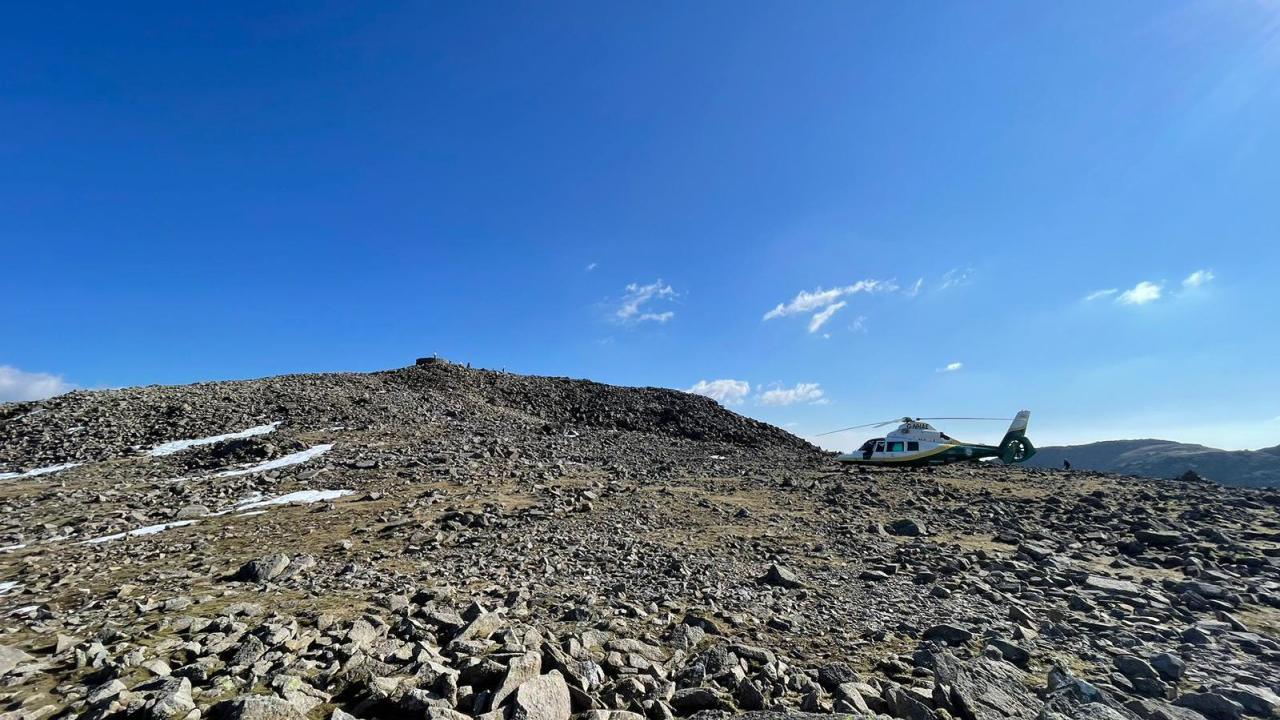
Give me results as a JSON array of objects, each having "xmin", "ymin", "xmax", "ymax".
[{"xmin": 1025, "ymin": 438, "xmax": 1280, "ymax": 487}]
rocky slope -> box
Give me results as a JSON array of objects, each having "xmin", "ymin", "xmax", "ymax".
[
  {"xmin": 1024, "ymin": 441, "xmax": 1280, "ymax": 488},
  {"xmin": 1, "ymin": 361, "xmax": 1278, "ymax": 720}
]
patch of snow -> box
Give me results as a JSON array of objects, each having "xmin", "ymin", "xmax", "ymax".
[
  {"xmin": 0, "ymin": 581, "xmax": 21, "ymax": 595},
  {"xmin": 0, "ymin": 462, "xmax": 82, "ymax": 480},
  {"xmin": 148, "ymin": 421, "xmax": 282, "ymax": 457},
  {"xmin": 82, "ymin": 520, "xmax": 198, "ymax": 545},
  {"xmin": 234, "ymin": 510, "xmax": 268, "ymax": 517},
  {"xmin": 236, "ymin": 489, "xmax": 352, "ymax": 510},
  {"xmin": 0, "ymin": 544, "xmax": 26, "ymax": 552},
  {"xmin": 212, "ymin": 444, "xmax": 333, "ymax": 478}
]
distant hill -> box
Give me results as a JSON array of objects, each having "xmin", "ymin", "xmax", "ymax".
[{"xmin": 1026, "ymin": 439, "xmax": 1280, "ymax": 487}]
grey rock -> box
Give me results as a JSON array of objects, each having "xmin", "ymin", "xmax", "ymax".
[
  {"xmin": 1213, "ymin": 687, "xmax": 1278, "ymax": 718},
  {"xmin": 670, "ymin": 686, "xmax": 731, "ymax": 713},
  {"xmin": 1135, "ymin": 530, "xmax": 1183, "ymax": 547},
  {"xmin": 492, "ymin": 650, "xmax": 541, "ymax": 709},
  {"xmin": 236, "ymin": 554, "xmax": 291, "ymax": 582},
  {"xmin": 889, "ymin": 518, "xmax": 927, "ymax": 536},
  {"xmin": 0, "ymin": 644, "xmax": 34, "ymax": 676},
  {"xmin": 760, "ymin": 563, "xmax": 802, "ymax": 589},
  {"xmin": 215, "ymin": 696, "xmax": 307, "ymax": 720},
  {"xmin": 1149, "ymin": 653, "xmax": 1184, "ymax": 683},
  {"xmin": 510, "ymin": 671, "xmax": 571, "ymax": 720},
  {"xmin": 142, "ymin": 677, "xmax": 196, "ymax": 720},
  {"xmin": 987, "ymin": 639, "xmax": 1030, "ymax": 667},
  {"xmin": 1174, "ymin": 694, "xmax": 1244, "ymax": 720},
  {"xmin": 923, "ymin": 623, "xmax": 974, "ymax": 645},
  {"xmin": 933, "ymin": 651, "xmax": 1040, "ymax": 720}
]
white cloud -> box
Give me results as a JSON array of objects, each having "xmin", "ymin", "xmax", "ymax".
[
  {"xmin": 1117, "ymin": 281, "xmax": 1162, "ymax": 305},
  {"xmin": 850, "ymin": 315, "xmax": 868, "ymax": 333},
  {"xmin": 686, "ymin": 379, "xmax": 751, "ymax": 405},
  {"xmin": 586, "ymin": 262, "xmax": 598, "ymax": 272},
  {"xmin": 807, "ymin": 301, "xmax": 846, "ymax": 333},
  {"xmin": 763, "ymin": 280, "xmax": 896, "ymax": 334},
  {"xmin": 0, "ymin": 366, "xmax": 75, "ymax": 402},
  {"xmin": 938, "ymin": 362, "xmax": 963, "ymax": 373},
  {"xmin": 1182, "ymin": 269, "xmax": 1214, "ymax": 289},
  {"xmin": 616, "ymin": 280, "xmax": 676, "ymax": 323},
  {"xmin": 905, "ymin": 278, "xmax": 924, "ymax": 298},
  {"xmin": 1084, "ymin": 288, "xmax": 1118, "ymax": 301},
  {"xmin": 757, "ymin": 382, "xmax": 826, "ymax": 406},
  {"xmin": 939, "ymin": 267, "xmax": 974, "ymax": 290}
]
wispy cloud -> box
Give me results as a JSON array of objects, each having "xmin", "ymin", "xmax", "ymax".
[
  {"xmin": 807, "ymin": 301, "xmax": 846, "ymax": 333},
  {"xmin": 763, "ymin": 280, "xmax": 896, "ymax": 333},
  {"xmin": 938, "ymin": 267, "xmax": 974, "ymax": 290},
  {"xmin": 904, "ymin": 277, "xmax": 924, "ymax": 298},
  {"xmin": 937, "ymin": 362, "xmax": 963, "ymax": 373},
  {"xmin": 1182, "ymin": 269, "xmax": 1214, "ymax": 289},
  {"xmin": 686, "ymin": 379, "xmax": 751, "ymax": 405},
  {"xmin": 1089, "ymin": 270, "xmax": 1214, "ymax": 307},
  {"xmin": 616, "ymin": 280, "xmax": 677, "ymax": 323},
  {"xmin": 586, "ymin": 262, "xmax": 598, "ymax": 272},
  {"xmin": 0, "ymin": 366, "xmax": 75, "ymax": 402},
  {"xmin": 757, "ymin": 382, "xmax": 827, "ymax": 406},
  {"xmin": 849, "ymin": 315, "xmax": 868, "ymax": 333},
  {"xmin": 1117, "ymin": 281, "xmax": 1163, "ymax": 306}
]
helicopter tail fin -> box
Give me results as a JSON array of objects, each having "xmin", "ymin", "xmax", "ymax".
[{"xmin": 998, "ymin": 411, "xmax": 1036, "ymax": 463}]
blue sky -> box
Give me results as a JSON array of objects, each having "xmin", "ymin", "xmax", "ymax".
[{"xmin": 3, "ymin": 2, "xmax": 1279, "ymax": 450}]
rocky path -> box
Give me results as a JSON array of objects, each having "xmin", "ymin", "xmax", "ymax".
[{"xmin": 1, "ymin": 363, "xmax": 1277, "ymax": 720}]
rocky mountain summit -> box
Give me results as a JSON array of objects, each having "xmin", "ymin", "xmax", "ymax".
[{"xmin": 1, "ymin": 361, "xmax": 1278, "ymax": 720}]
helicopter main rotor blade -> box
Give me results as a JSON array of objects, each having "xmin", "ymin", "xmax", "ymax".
[
  {"xmin": 914, "ymin": 417, "xmax": 1011, "ymax": 421},
  {"xmin": 815, "ymin": 416, "xmax": 1015, "ymax": 437},
  {"xmin": 813, "ymin": 419, "xmax": 901, "ymax": 437}
]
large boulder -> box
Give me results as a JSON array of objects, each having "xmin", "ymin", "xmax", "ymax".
[
  {"xmin": 510, "ymin": 671, "xmax": 571, "ymax": 720},
  {"xmin": 214, "ymin": 695, "xmax": 308, "ymax": 720},
  {"xmin": 932, "ymin": 651, "xmax": 1041, "ymax": 720},
  {"xmin": 235, "ymin": 554, "xmax": 291, "ymax": 583}
]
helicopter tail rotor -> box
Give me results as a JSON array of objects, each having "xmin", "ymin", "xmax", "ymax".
[{"xmin": 1000, "ymin": 435, "xmax": 1036, "ymax": 464}]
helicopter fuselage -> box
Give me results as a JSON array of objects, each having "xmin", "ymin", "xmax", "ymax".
[
  {"xmin": 836, "ymin": 437, "xmax": 1002, "ymax": 466},
  {"xmin": 836, "ymin": 416, "xmax": 1035, "ymax": 466}
]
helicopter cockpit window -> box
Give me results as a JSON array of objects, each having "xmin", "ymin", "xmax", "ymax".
[
  {"xmin": 875, "ymin": 441, "xmax": 885, "ymax": 453},
  {"xmin": 907, "ymin": 441, "xmax": 919, "ymax": 451},
  {"xmin": 858, "ymin": 440, "xmax": 875, "ymax": 452},
  {"xmin": 886, "ymin": 441, "xmax": 904, "ymax": 452}
]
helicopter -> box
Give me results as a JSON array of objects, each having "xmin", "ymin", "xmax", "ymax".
[{"xmin": 820, "ymin": 411, "xmax": 1035, "ymax": 466}]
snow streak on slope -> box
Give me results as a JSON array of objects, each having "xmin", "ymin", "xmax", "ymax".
[
  {"xmin": 83, "ymin": 520, "xmax": 198, "ymax": 545},
  {"xmin": 0, "ymin": 462, "xmax": 81, "ymax": 480},
  {"xmin": 236, "ymin": 489, "xmax": 352, "ymax": 510},
  {"xmin": 148, "ymin": 421, "xmax": 282, "ymax": 456},
  {"xmin": 212, "ymin": 444, "xmax": 333, "ymax": 478}
]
